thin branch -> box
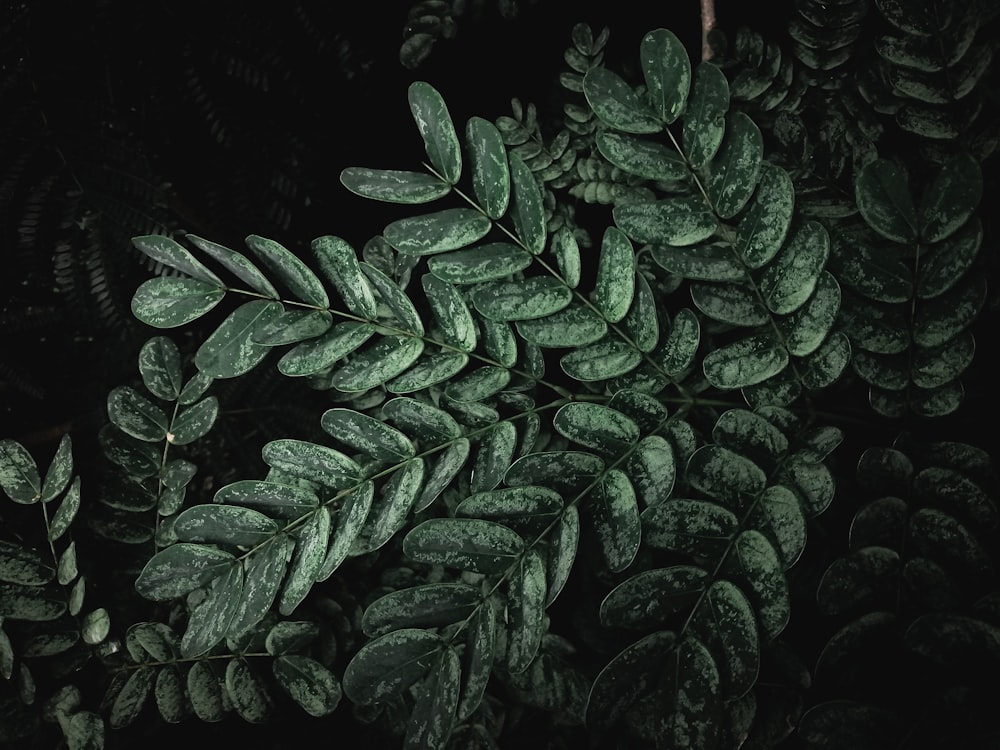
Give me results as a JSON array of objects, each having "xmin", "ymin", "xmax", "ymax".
[{"xmin": 701, "ymin": 0, "xmax": 717, "ymax": 60}]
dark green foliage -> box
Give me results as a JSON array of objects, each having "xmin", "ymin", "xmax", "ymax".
[{"xmin": 1, "ymin": 2, "xmax": 998, "ymax": 749}]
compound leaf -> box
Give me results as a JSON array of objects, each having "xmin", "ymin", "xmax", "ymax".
[{"xmin": 403, "ymin": 518, "xmax": 523, "ymax": 574}]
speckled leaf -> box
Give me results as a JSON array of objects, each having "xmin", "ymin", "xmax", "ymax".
[
  {"xmin": 467, "ymin": 116, "xmax": 510, "ymax": 219},
  {"xmin": 554, "ymin": 402, "xmax": 639, "ymax": 456},
  {"xmin": 321, "ymin": 409, "xmax": 414, "ymax": 461},
  {"xmin": 614, "ymin": 197, "xmax": 717, "ymax": 246},
  {"xmin": 181, "ymin": 562, "xmax": 243, "ymax": 657},
  {"xmin": 405, "ymin": 647, "xmax": 461, "ymax": 750},
  {"xmin": 186, "ymin": 234, "xmax": 279, "ymax": 299},
  {"xmin": 627, "ymin": 435, "xmax": 675, "ymax": 508},
  {"xmin": 688, "ymin": 445, "xmax": 766, "ymax": 504},
  {"xmin": 244, "ymin": 235, "xmax": 328, "ymax": 308},
  {"xmin": 278, "ymin": 508, "xmax": 331, "ymax": 615},
  {"xmin": 109, "ymin": 666, "xmax": 154, "ymax": 729},
  {"xmin": 596, "ymin": 131, "xmax": 688, "ymax": 181},
  {"xmin": 251, "ymin": 309, "xmax": 332, "ymax": 346},
  {"xmin": 343, "ymin": 628, "xmax": 442, "ymax": 705},
  {"xmin": 174, "ymin": 504, "xmax": 279, "ymax": 547},
  {"xmin": 553, "ymin": 227, "xmax": 581, "ymax": 287},
  {"xmin": 168, "ymin": 397, "xmax": 218, "ymax": 446},
  {"xmin": 856, "ymin": 160, "xmax": 917, "ymax": 243},
  {"xmin": 601, "ymin": 566, "xmax": 710, "ymax": 629},
  {"xmin": 560, "ymin": 340, "xmax": 642, "ymax": 382},
  {"xmin": 135, "ymin": 543, "xmax": 236, "ymax": 601},
  {"xmin": 214, "ymin": 480, "xmax": 318, "ymax": 520},
  {"xmin": 799, "ymin": 330, "xmax": 850, "ymax": 390},
  {"xmin": 506, "ymin": 548, "xmax": 547, "ymax": 673},
  {"xmin": 658, "ymin": 636, "xmax": 722, "ymax": 748},
  {"xmin": 913, "ymin": 275, "xmax": 986, "ymax": 347},
  {"xmin": 917, "ymin": 218, "xmax": 981, "ymax": 299},
  {"xmin": 422, "ymin": 274, "xmax": 476, "ymax": 351},
  {"xmin": 798, "ymin": 701, "xmax": 904, "ymax": 748},
  {"xmin": 362, "ymin": 583, "xmax": 481, "ymax": 638},
  {"xmin": 508, "ymin": 153, "xmax": 547, "ymax": 254},
  {"xmin": 655, "ymin": 307, "xmax": 700, "ymax": 377},
  {"xmin": 48, "ymin": 477, "xmax": 81, "ymax": 542},
  {"xmin": 409, "ymin": 81, "xmax": 462, "ymax": 184},
  {"xmin": 138, "ymin": 337, "xmax": 182, "ymax": 401},
  {"xmin": 0, "ymin": 440, "xmax": 40, "ymax": 505},
  {"xmin": 387, "ymin": 349, "xmax": 469, "ymax": 394},
  {"xmin": 749, "ymin": 485, "xmax": 807, "ymax": 569},
  {"xmin": 0, "ymin": 540, "xmax": 53, "ymax": 585},
  {"xmin": 273, "ymin": 655, "xmax": 342, "ymax": 717},
  {"xmin": 227, "ymin": 534, "xmax": 294, "ymax": 638},
  {"xmin": 359, "ymin": 261, "xmax": 424, "ymax": 334},
  {"xmin": 277, "ymin": 321, "xmax": 375, "ymax": 377},
  {"xmin": 427, "ymin": 243, "xmax": 532, "ymax": 284},
  {"xmin": 683, "ymin": 62, "xmax": 729, "ymax": 168},
  {"xmin": 365, "ymin": 458, "xmax": 425, "ymax": 552},
  {"xmin": 780, "ymin": 271, "xmax": 841, "ymax": 356},
  {"xmin": 403, "ymin": 518, "xmax": 523, "ymax": 574},
  {"xmin": 132, "ymin": 235, "xmax": 224, "ymax": 286},
  {"xmin": 505, "ymin": 451, "xmax": 605, "ymax": 494},
  {"xmin": 194, "ymin": 300, "xmax": 281, "ymax": 378},
  {"xmin": 457, "ymin": 486, "xmax": 563, "ymax": 538},
  {"xmin": 262, "ymin": 439, "xmax": 361, "ymax": 489},
  {"xmin": 317, "ymin": 481, "xmax": 373, "ymax": 581},
  {"xmin": 688, "ymin": 579, "xmax": 758, "ymax": 698},
  {"xmin": 469, "ymin": 421, "xmax": 516, "ymax": 494},
  {"xmin": 131, "ymin": 277, "xmax": 226, "ymax": 329},
  {"xmin": 329, "ymin": 336, "xmax": 425, "ymax": 392},
  {"xmin": 723, "ymin": 530, "xmax": 790, "ymax": 640},
  {"xmin": 703, "ymin": 332, "xmax": 788, "ymax": 389},
  {"xmin": 585, "ymin": 630, "xmax": 677, "ymax": 731},
  {"xmin": 583, "ymin": 66, "xmax": 661, "ymax": 134},
  {"xmin": 640, "ymin": 28, "xmax": 690, "ymax": 123},
  {"xmin": 642, "ymin": 499, "xmax": 738, "ymax": 558},
  {"xmin": 382, "ymin": 397, "xmax": 461, "ymax": 444},
  {"xmin": 690, "ymin": 281, "xmax": 769, "ymax": 326},
  {"xmin": 650, "ymin": 242, "xmax": 744, "ymax": 281},
  {"xmin": 311, "ymin": 235, "xmax": 378, "ymax": 318},
  {"xmin": 0, "ymin": 581, "xmax": 64, "ymax": 621},
  {"xmin": 585, "ymin": 469, "xmax": 640, "ymax": 573},
  {"xmin": 736, "ymin": 164, "xmax": 794, "ymax": 268},
  {"xmin": 712, "ymin": 409, "xmax": 788, "ymax": 469},
  {"xmin": 593, "ymin": 226, "xmax": 635, "ymax": 322},
  {"xmin": 706, "ymin": 113, "xmax": 762, "ymax": 219},
  {"xmin": 515, "ymin": 303, "xmax": 607, "ymax": 347},
  {"xmin": 910, "ymin": 507, "xmax": 992, "ymax": 580},
  {"xmin": 759, "ymin": 220, "xmax": 830, "ymax": 314},
  {"xmin": 340, "ymin": 168, "xmax": 451, "ymax": 204},
  {"xmin": 63, "ymin": 710, "xmax": 104, "ymax": 750},
  {"xmin": 816, "ymin": 546, "xmax": 901, "ymax": 616},
  {"xmin": 225, "ymin": 657, "xmax": 274, "ymax": 723},
  {"xmin": 457, "ymin": 599, "xmax": 497, "ymax": 720},
  {"xmin": 918, "ymin": 152, "xmax": 981, "ymax": 243},
  {"xmin": 108, "ymin": 386, "xmax": 168, "ymax": 442},
  {"xmin": 904, "ymin": 613, "xmax": 1000, "ymax": 668},
  {"xmin": 622, "ymin": 272, "xmax": 659, "ymax": 352},
  {"xmin": 781, "ymin": 453, "xmax": 836, "ymax": 517},
  {"xmin": 384, "ymin": 208, "xmax": 491, "ymax": 257},
  {"xmin": 416, "ymin": 439, "xmax": 470, "ymax": 512},
  {"xmin": 186, "ymin": 661, "xmax": 225, "ymax": 722},
  {"xmin": 472, "ymin": 277, "xmax": 571, "ymax": 321}
]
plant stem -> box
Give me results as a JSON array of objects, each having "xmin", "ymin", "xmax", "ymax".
[{"xmin": 701, "ymin": 0, "xmax": 716, "ymax": 60}]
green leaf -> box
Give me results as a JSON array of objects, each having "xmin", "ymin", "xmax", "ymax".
[
  {"xmin": 38, "ymin": 433, "xmax": 72, "ymax": 504},
  {"xmin": 614, "ymin": 197, "xmax": 717, "ymax": 246},
  {"xmin": 506, "ymin": 548, "xmax": 547, "ymax": 673},
  {"xmin": 642, "ymin": 499, "xmax": 738, "ymax": 558},
  {"xmin": 127, "ymin": 622, "xmax": 178, "ymax": 662},
  {"xmin": 759, "ymin": 220, "xmax": 830, "ymax": 315},
  {"xmin": 798, "ymin": 701, "xmax": 904, "ymax": 750},
  {"xmin": 194, "ymin": 300, "xmax": 281, "ymax": 378},
  {"xmin": 585, "ymin": 469, "xmax": 641, "ymax": 572},
  {"xmin": 690, "ymin": 281, "xmax": 769, "ymax": 326},
  {"xmin": 64, "ymin": 710, "xmax": 104, "ymax": 750},
  {"xmin": 585, "ymin": 630, "xmax": 677, "ymax": 731},
  {"xmin": 657, "ymin": 636, "xmax": 722, "ymax": 749},
  {"xmin": 506, "ymin": 450, "xmax": 604, "ymax": 494},
  {"xmin": 329, "ymin": 336, "xmax": 426, "ymax": 392},
  {"xmin": 362, "ymin": 458, "xmax": 426, "ymax": 553},
  {"xmin": 554, "ymin": 402, "xmax": 639, "ymax": 456},
  {"xmin": 594, "ymin": 227, "xmax": 635, "ymax": 323},
  {"xmin": 321, "ymin": 408, "xmax": 414, "ymax": 461},
  {"xmin": 132, "ymin": 235, "xmax": 224, "ymax": 286},
  {"xmin": 515, "ymin": 303, "xmax": 608, "ymax": 347},
  {"xmin": 109, "ymin": 667, "xmax": 154, "ymax": 729},
  {"xmin": 265, "ymin": 621, "xmax": 320, "ymax": 656},
  {"xmin": 904, "ymin": 613, "xmax": 1000, "ymax": 668},
  {"xmin": 311, "ymin": 235, "xmax": 378, "ymax": 319},
  {"xmin": 405, "ymin": 647, "xmax": 461, "ymax": 750},
  {"xmin": 650, "ymin": 241, "xmax": 744, "ymax": 281},
  {"xmin": 278, "ymin": 508, "xmax": 332, "ymax": 615},
  {"xmin": 403, "ymin": 518, "xmax": 524, "ymax": 574},
  {"xmin": 639, "ymin": 28, "xmax": 691, "ymax": 123},
  {"xmin": 427, "ymin": 242, "xmax": 533, "ymax": 284},
  {"xmin": 446, "ymin": 365, "xmax": 511, "ymax": 403},
  {"xmin": 623, "ymin": 271, "xmax": 659, "ymax": 352},
  {"xmin": 174, "ymin": 504, "xmax": 279, "ymax": 546},
  {"xmin": 251, "ymin": 309, "xmax": 333, "ymax": 346},
  {"xmin": 178, "ymin": 371, "xmax": 213, "ymax": 405},
  {"xmin": 138, "ymin": 337, "xmax": 183, "ymax": 401},
  {"xmin": 713, "ymin": 409, "xmax": 787, "ymax": 471},
  {"xmin": 688, "ymin": 444, "xmax": 767, "ymax": 503},
  {"xmin": 214, "ymin": 480, "xmax": 318, "ymax": 519},
  {"xmin": 167, "ymin": 397, "xmax": 218, "ymax": 446},
  {"xmin": 780, "ymin": 271, "xmax": 841, "ymax": 356},
  {"xmin": 108, "ymin": 386, "xmax": 168, "ymax": 442},
  {"xmin": 181, "ymin": 562, "xmax": 244, "ymax": 657},
  {"xmin": 457, "ymin": 599, "xmax": 497, "ymax": 720},
  {"xmin": 683, "ymin": 62, "xmax": 729, "ymax": 168},
  {"xmin": 273, "ymin": 655, "xmax": 342, "ymax": 717},
  {"xmin": 277, "ymin": 322, "xmax": 375, "ymax": 377},
  {"xmin": 469, "ymin": 421, "xmax": 516, "ymax": 493},
  {"xmin": 919, "ymin": 153, "xmax": 982, "ymax": 242},
  {"xmin": 317, "ymin": 481, "xmax": 373, "ymax": 580},
  {"xmin": 228, "ymin": 534, "xmax": 294, "ymax": 638},
  {"xmin": 135, "ymin": 544, "xmax": 236, "ymax": 601},
  {"xmin": 387, "ymin": 349, "xmax": 469, "ymax": 394},
  {"xmin": 554, "ymin": 227, "xmax": 582, "ymax": 288},
  {"xmin": 736, "ymin": 163, "xmax": 794, "ymax": 269},
  {"xmin": 706, "ymin": 113, "xmax": 763, "ymax": 219},
  {"xmin": 57, "ymin": 541, "xmax": 77, "ymax": 585},
  {"xmin": 0, "ymin": 582, "xmax": 65, "ymax": 621},
  {"xmin": 509, "ymin": 153, "xmax": 547, "ymax": 254},
  {"xmin": 343, "ymin": 628, "xmax": 442, "ymax": 705},
  {"xmin": 656, "ymin": 307, "xmax": 700, "ymax": 376},
  {"xmin": 186, "ymin": 661, "xmax": 225, "ymax": 722},
  {"xmin": 422, "ymin": 274, "xmax": 476, "ymax": 351},
  {"xmin": 98, "ymin": 425, "xmax": 159, "ymax": 478},
  {"xmin": 154, "ymin": 666, "xmax": 187, "ymax": 723},
  {"xmin": 799, "ymin": 330, "xmax": 850, "ymax": 390},
  {"xmin": 340, "ymin": 168, "xmax": 451, "ymax": 204},
  {"xmin": 627, "ymin": 435, "xmax": 675, "ymax": 508},
  {"xmin": 362, "ymin": 583, "xmax": 481, "ymax": 638},
  {"xmin": 360, "ymin": 261, "xmax": 424, "ymax": 335},
  {"xmin": 384, "ymin": 208, "xmax": 492, "ymax": 257},
  {"xmin": 601, "ymin": 566, "xmax": 710, "ymax": 629},
  {"xmin": 690, "ymin": 580, "xmax": 759, "ymax": 698},
  {"xmin": 225, "ymin": 657, "xmax": 274, "ymax": 723},
  {"xmin": 262, "ymin": 439, "xmax": 361, "ymax": 490},
  {"xmin": 244, "ymin": 234, "xmax": 328, "ymax": 308},
  {"xmin": 473, "ymin": 277, "xmax": 572, "ymax": 321},
  {"xmin": 409, "ymin": 81, "xmax": 462, "ymax": 184},
  {"xmin": 456, "ymin": 485, "xmax": 563, "ymax": 537},
  {"xmin": 583, "ymin": 66, "xmax": 661, "ymax": 134},
  {"xmin": 131, "ymin": 277, "xmax": 226, "ymax": 329},
  {"xmin": 186, "ymin": 234, "xmax": 280, "ymax": 299},
  {"xmin": 596, "ymin": 131, "xmax": 688, "ymax": 181},
  {"xmin": 855, "ymin": 159, "xmax": 918, "ymax": 243},
  {"xmin": 416, "ymin": 438, "xmax": 470, "ymax": 512},
  {"xmin": 702, "ymin": 333, "xmax": 788, "ymax": 389},
  {"xmin": 0, "ymin": 540, "xmax": 54, "ymax": 585},
  {"xmin": 560, "ymin": 340, "xmax": 641, "ymax": 382},
  {"xmin": 913, "ymin": 275, "xmax": 987, "ymax": 348},
  {"xmin": 49, "ymin": 476, "xmax": 81, "ymax": 542},
  {"xmin": 467, "ymin": 116, "xmax": 510, "ymax": 219},
  {"xmin": 781, "ymin": 453, "xmax": 836, "ymax": 517},
  {"xmin": 722, "ymin": 530, "xmax": 790, "ymax": 640},
  {"xmin": 382, "ymin": 397, "xmax": 462, "ymax": 445},
  {"xmin": 917, "ymin": 218, "xmax": 981, "ymax": 299}
]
